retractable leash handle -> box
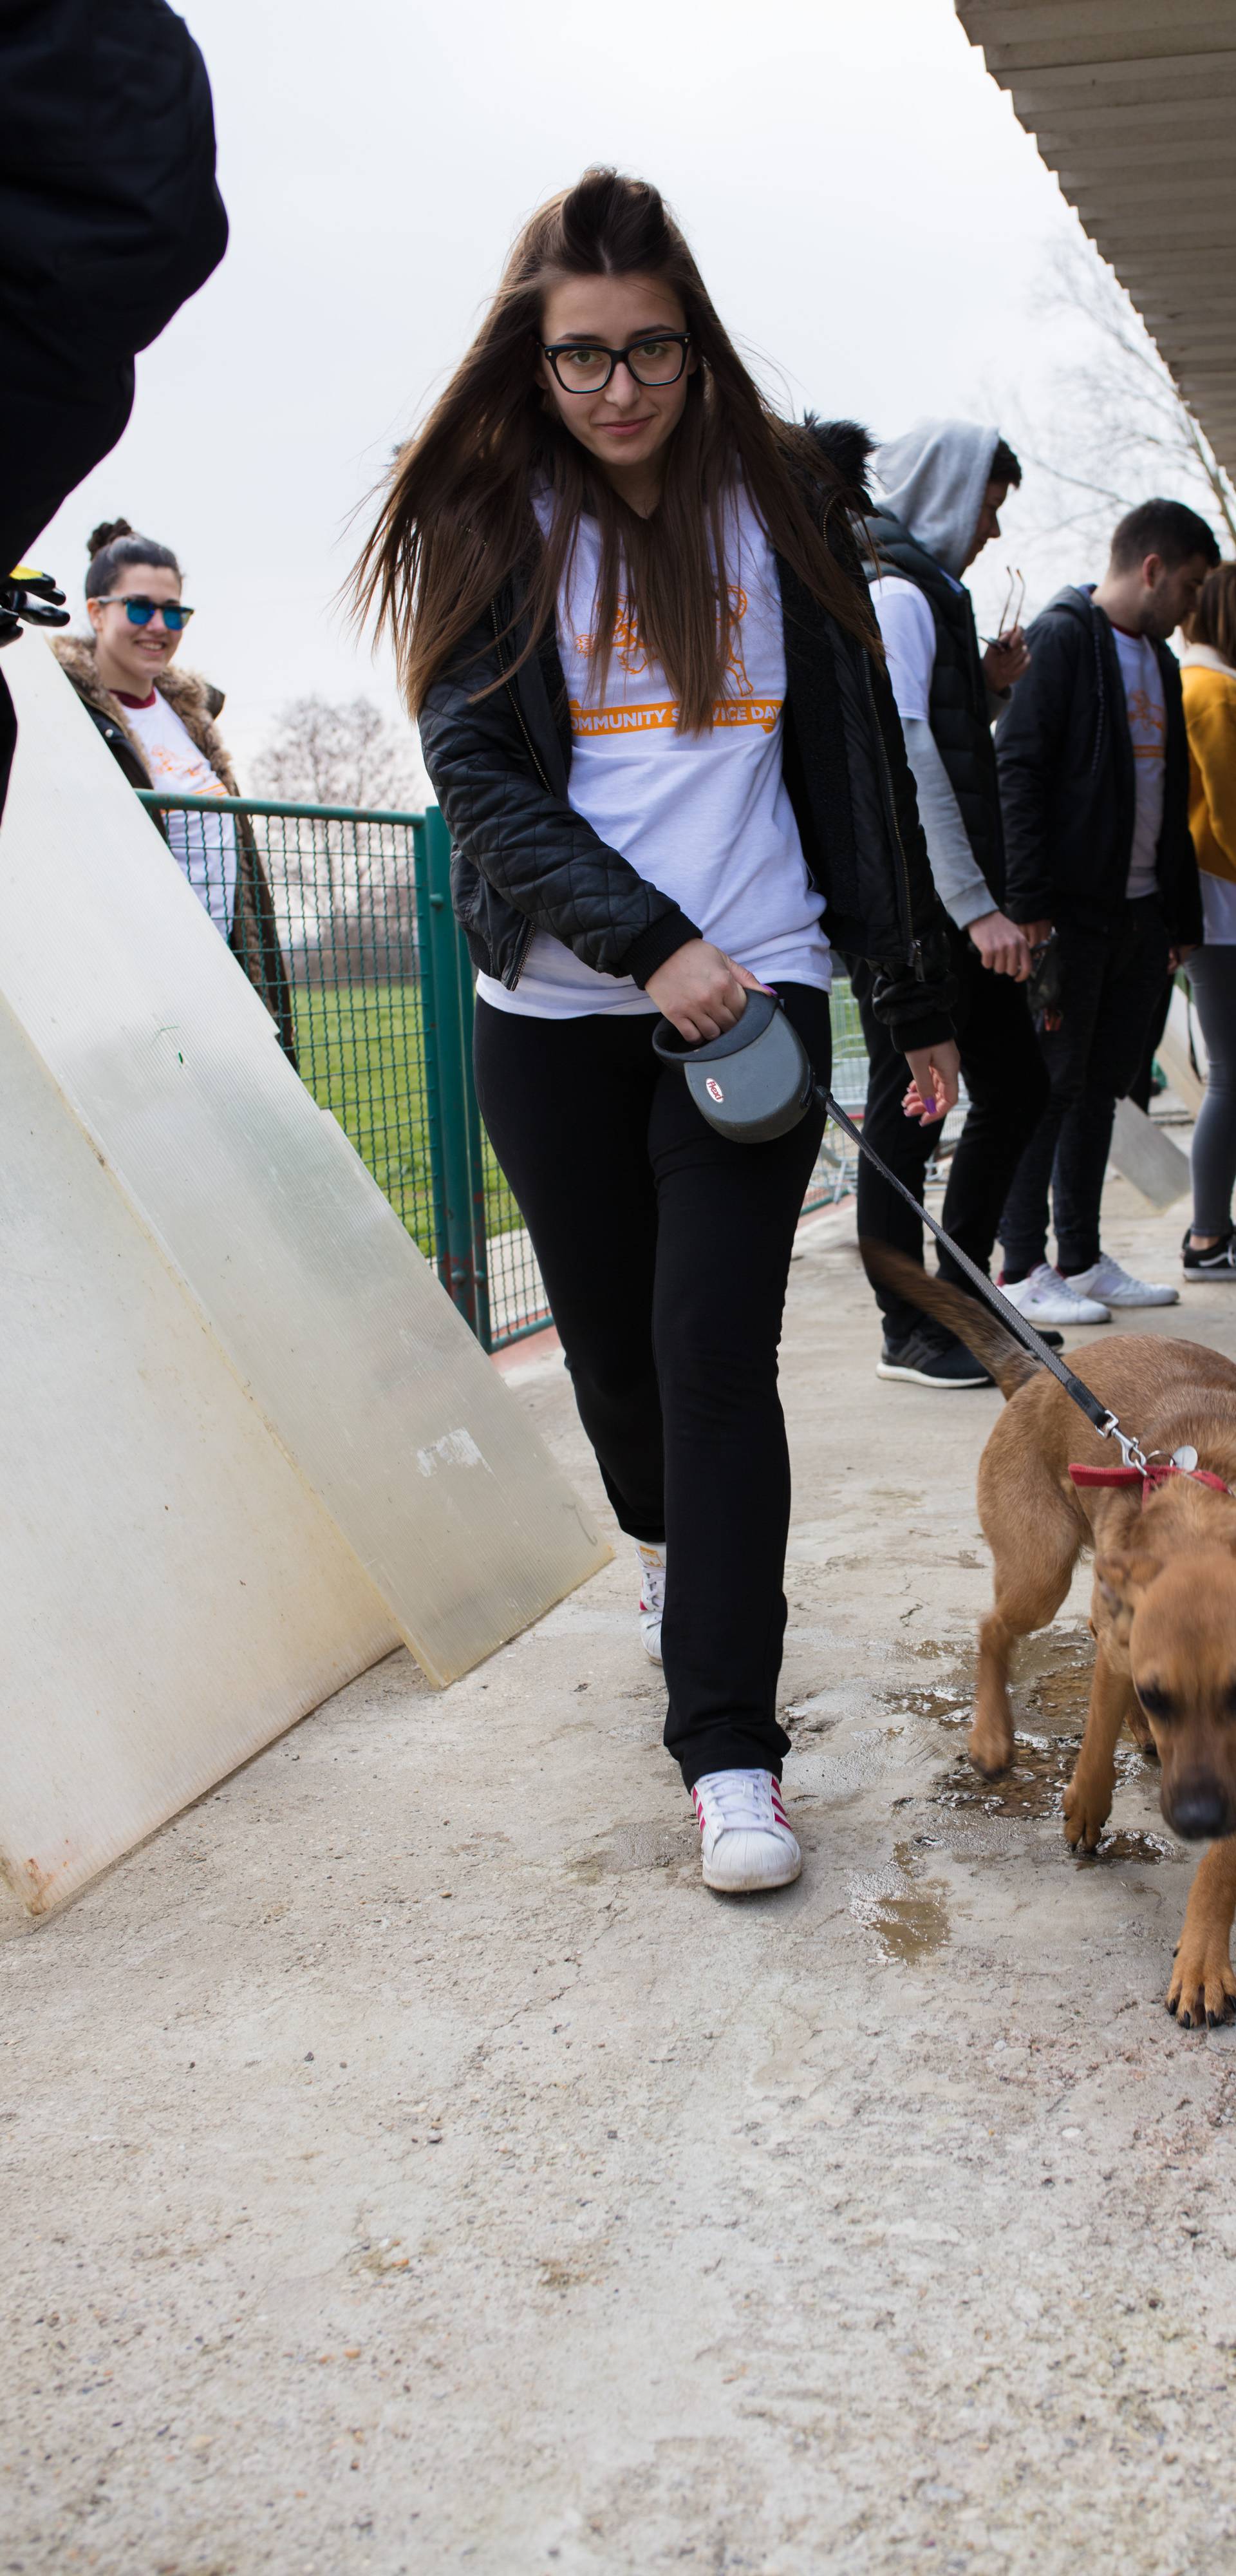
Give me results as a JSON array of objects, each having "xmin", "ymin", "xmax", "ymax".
[{"xmin": 651, "ymin": 994, "xmax": 1133, "ymax": 1457}]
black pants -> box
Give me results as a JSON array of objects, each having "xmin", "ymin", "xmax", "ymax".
[
  {"xmin": 1000, "ymin": 898, "xmax": 1171, "ymax": 1278},
  {"xmin": 851, "ymin": 937, "xmax": 1049, "ymax": 1347},
  {"xmin": 473, "ymin": 987, "xmax": 830, "ymax": 1790}
]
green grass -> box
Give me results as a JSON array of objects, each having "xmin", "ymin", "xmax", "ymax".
[{"xmin": 290, "ymin": 977, "xmax": 523, "ymax": 1262}]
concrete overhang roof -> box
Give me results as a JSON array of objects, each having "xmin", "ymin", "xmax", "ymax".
[{"xmin": 954, "ymin": 2, "xmax": 1236, "ymax": 477}]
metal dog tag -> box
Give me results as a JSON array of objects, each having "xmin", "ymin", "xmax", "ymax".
[{"xmin": 1171, "ymin": 1444, "xmax": 1199, "ymax": 1472}]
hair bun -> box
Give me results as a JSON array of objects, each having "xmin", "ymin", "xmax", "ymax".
[{"xmin": 87, "ymin": 518, "xmax": 133, "ymax": 557}]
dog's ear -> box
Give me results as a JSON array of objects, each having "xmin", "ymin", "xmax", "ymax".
[{"xmin": 1095, "ymin": 1549, "xmax": 1161, "ymax": 1639}]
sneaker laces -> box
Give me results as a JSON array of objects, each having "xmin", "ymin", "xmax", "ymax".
[
  {"xmin": 1083, "ymin": 1255, "xmax": 1153, "ymax": 1296},
  {"xmin": 694, "ymin": 1769, "xmax": 785, "ymax": 1833}
]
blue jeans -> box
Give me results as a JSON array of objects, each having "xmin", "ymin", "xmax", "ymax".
[{"xmin": 1000, "ymin": 898, "xmax": 1170, "ymax": 1278}]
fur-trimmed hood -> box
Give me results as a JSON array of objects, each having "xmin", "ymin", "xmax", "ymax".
[
  {"xmin": 802, "ymin": 414, "xmax": 875, "ymax": 511},
  {"xmin": 52, "ymin": 632, "xmax": 238, "ymax": 792}
]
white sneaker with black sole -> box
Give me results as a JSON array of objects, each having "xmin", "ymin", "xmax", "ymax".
[
  {"xmin": 691, "ymin": 1768, "xmax": 801, "ymax": 1893},
  {"xmin": 1183, "ymin": 1226, "xmax": 1236, "ymax": 1282},
  {"xmin": 635, "ymin": 1541, "xmax": 666, "ymax": 1663},
  {"xmin": 1000, "ymin": 1262, "xmax": 1110, "ymax": 1327},
  {"xmin": 1065, "ymin": 1253, "xmax": 1179, "ymax": 1310}
]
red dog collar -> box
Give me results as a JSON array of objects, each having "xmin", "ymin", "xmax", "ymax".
[{"xmin": 1069, "ymin": 1459, "xmax": 1231, "ymax": 1506}]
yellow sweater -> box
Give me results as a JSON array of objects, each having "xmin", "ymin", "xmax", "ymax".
[{"xmin": 1181, "ymin": 649, "xmax": 1236, "ymax": 885}]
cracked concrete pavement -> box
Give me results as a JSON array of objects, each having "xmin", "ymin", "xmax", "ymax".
[{"xmin": 5, "ymin": 1175, "xmax": 1236, "ymax": 2574}]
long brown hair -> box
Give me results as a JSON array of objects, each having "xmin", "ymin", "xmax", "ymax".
[
  {"xmin": 1190, "ymin": 562, "xmax": 1236, "ymax": 668},
  {"xmin": 352, "ymin": 167, "xmax": 879, "ymax": 734}
]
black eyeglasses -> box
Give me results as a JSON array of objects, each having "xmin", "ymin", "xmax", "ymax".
[
  {"xmin": 541, "ymin": 332, "xmax": 691, "ymax": 393},
  {"xmin": 94, "ymin": 595, "xmax": 194, "ymax": 630}
]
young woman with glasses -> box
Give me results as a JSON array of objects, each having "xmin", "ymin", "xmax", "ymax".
[
  {"xmin": 355, "ymin": 167, "xmax": 958, "ymax": 1895},
  {"xmin": 55, "ymin": 518, "xmax": 297, "ymax": 1060}
]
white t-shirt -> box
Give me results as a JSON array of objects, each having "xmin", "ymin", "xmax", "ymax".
[
  {"xmin": 868, "ymin": 573, "xmax": 937, "ymax": 719},
  {"xmin": 122, "ymin": 688, "xmax": 239, "ymax": 939},
  {"xmin": 474, "ymin": 486, "xmax": 830, "ymax": 1018},
  {"xmin": 1110, "ymin": 626, "xmax": 1166, "ymax": 901}
]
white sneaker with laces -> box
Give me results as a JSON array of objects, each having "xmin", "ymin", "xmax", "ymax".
[
  {"xmin": 1065, "ymin": 1253, "xmax": 1179, "ymax": 1311},
  {"xmin": 691, "ymin": 1768, "xmax": 801, "ymax": 1894},
  {"xmin": 635, "ymin": 1541, "xmax": 666, "ymax": 1663},
  {"xmin": 1000, "ymin": 1262, "xmax": 1110, "ymax": 1327}
]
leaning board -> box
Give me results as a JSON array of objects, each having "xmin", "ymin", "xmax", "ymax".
[{"xmin": 0, "ymin": 644, "xmax": 607, "ymax": 1915}]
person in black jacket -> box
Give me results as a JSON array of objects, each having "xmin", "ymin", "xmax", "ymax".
[
  {"xmin": 996, "ymin": 498, "xmax": 1218, "ymax": 1327},
  {"xmin": 354, "ymin": 166, "xmax": 957, "ymax": 1897},
  {"xmin": 0, "ymin": 0, "xmax": 227, "ymax": 811},
  {"xmin": 852, "ymin": 419, "xmax": 1051, "ymax": 1390}
]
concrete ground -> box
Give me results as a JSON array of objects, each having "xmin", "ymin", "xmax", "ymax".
[{"xmin": 5, "ymin": 1173, "xmax": 1236, "ymax": 2575}]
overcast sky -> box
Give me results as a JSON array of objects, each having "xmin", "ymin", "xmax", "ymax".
[{"xmin": 38, "ymin": 0, "xmax": 1100, "ymax": 776}]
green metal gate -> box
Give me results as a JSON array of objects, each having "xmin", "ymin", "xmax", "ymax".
[{"xmin": 137, "ymin": 788, "xmax": 878, "ymax": 1352}]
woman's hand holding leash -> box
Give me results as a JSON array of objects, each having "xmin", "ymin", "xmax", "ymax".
[
  {"xmin": 646, "ymin": 940, "xmax": 766, "ymax": 1043},
  {"xmin": 901, "ymin": 1039, "xmax": 961, "ymax": 1128}
]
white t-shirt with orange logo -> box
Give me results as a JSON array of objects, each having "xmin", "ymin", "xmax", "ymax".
[
  {"xmin": 122, "ymin": 687, "xmax": 239, "ymax": 940},
  {"xmin": 475, "ymin": 486, "xmax": 831, "ymax": 1018}
]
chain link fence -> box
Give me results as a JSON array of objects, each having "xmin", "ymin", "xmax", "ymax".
[{"xmin": 138, "ymin": 789, "xmax": 931, "ymax": 1348}]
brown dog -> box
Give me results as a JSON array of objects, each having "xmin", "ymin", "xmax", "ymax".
[{"xmin": 864, "ymin": 1246, "xmax": 1236, "ymax": 2028}]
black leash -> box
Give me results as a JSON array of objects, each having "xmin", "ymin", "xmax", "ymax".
[{"xmin": 821, "ymin": 1088, "xmax": 1148, "ymax": 1468}]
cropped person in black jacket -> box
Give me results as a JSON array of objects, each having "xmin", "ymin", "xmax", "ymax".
[
  {"xmin": 995, "ymin": 498, "xmax": 1217, "ymax": 1327},
  {"xmin": 355, "ymin": 167, "xmax": 957, "ymax": 1898},
  {"xmin": 0, "ymin": 0, "xmax": 228, "ymax": 813}
]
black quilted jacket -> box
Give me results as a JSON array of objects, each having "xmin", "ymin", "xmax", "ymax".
[{"xmin": 418, "ymin": 422, "xmax": 954, "ymax": 1050}]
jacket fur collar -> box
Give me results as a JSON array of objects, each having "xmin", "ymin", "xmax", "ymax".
[
  {"xmin": 52, "ymin": 633, "xmax": 238, "ymax": 792},
  {"xmin": 1181, "ymin": 642, "xmax": 1234, "ymax": 679}
]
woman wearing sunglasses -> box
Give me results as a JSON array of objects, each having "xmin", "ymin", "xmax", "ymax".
[
  {"xmin": 55, "ymin": 518, "xmax": 296, "ymax": 1060},
  {"xmin": 355, "ymin": 168, "xmax": 957, "ymax": 1896}
]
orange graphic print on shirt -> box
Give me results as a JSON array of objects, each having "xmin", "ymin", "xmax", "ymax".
[
  {"xmin": 570, "ymin": 585, "xmax": 780, "ymax": 738},
  {"xmin": 1126, "ymin": 683, "xmax": 1166, "ymax": 767}
]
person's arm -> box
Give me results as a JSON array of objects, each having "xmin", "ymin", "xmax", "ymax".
[
  {"xmin": 0, "ymin": 0, "xmax": 228, "ymax": 573},
  {"xmin": 902, "ymin": 721, "xmax": 1030, "ymax": 977},
  {"xmin": 868, "ymin": 576, "xmax": 1024, "ymax": 982},
  {"xmin": 901, "ymin": 716, "xmax": 993, "ymax": 929},
  {"xmin": 418, "ymin": 629, "xmax": 700, "ymax": 989},
  {"xmin": 993, "ymin": 617, "xmax": 1075, "ymax": 933}
]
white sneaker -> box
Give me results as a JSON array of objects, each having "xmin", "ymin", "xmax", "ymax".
[
  {"xmin": 691, "ymin": 1768, "xmax": 801, "ymax": 1894},
  {"xmin": 1065, "ymin": 1253, "xmax": 1179, "ymax": 1311},
  {"xmin": 1000, "ymin": 1262, "xmax": 1110, "ymax": 1327},
  {"xmin": 635, "ymin": 1541, "xmax": 666, "ymax": 1663}
]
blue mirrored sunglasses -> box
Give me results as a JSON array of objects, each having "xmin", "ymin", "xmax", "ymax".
[{"xmin": 95, "ymin": 595, "xmax": 194, "ymax": 630}]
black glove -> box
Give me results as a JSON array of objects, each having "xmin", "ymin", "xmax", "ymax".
[{"xmin": 1, "ymin": 566, "xmax": 70, "ymax": 647}]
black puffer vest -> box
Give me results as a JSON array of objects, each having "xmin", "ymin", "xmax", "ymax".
[{"xmin": 866, "ymin": 507, "xmax": 1005, "ymax": 907}]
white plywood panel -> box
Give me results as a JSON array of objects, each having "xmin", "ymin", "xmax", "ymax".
[
  {"xmin": 0, "ymin": 997, "xmax": 399, "ymax": 1915},
  {"xmin": 0, "ymin": 645, "xmax": 608, "ymax": 1687}
]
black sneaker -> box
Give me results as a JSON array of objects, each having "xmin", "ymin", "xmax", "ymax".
[
  {"xmin": 1182, "ymin": 1226, "xmax": 1236, "ymax": 1281},
  {"xmin": 876, "ymin": 1323, "xmax": 991, "ymax": 1389}
]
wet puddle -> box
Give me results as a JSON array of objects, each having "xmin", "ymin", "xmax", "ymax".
[
  {"xmin": 906, "ymin": 1627, "xmax": 1176, "ymax": 1865},
  {"xmin": 848, "ymin": 1838, "xmax": 951, "ymax": 1962}
]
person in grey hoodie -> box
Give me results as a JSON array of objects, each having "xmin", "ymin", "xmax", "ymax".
[{"xmin": 849, "ymin": 419, "xmax": 1051, "ymax": 1388}]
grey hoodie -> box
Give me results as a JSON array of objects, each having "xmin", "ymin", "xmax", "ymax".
[
  {"xmin": 868, "ymin": 420, "xmax": 1003, "ymax": 931},
  {"xmin": 872, "ymin": 420, "xmax": 1000, "ymax": 582}
]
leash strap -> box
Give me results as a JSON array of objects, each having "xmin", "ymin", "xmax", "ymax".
[{"xmin": 820, "ymin": 1088, "xmax": 1125, "ymax": 1448}]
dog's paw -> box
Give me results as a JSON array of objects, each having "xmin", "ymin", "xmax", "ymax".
[
  {"xmin": 1167, "ymin": 1935, "xmax": 1236, "ymax": 2031},
  {"xmin": 968, "ymin": 1716, "xmax": 1014, "ymax": 1779},
  {"xmin": 1063, "ymin": 1772, "xmax": 1113, "ymax": 1853}
]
